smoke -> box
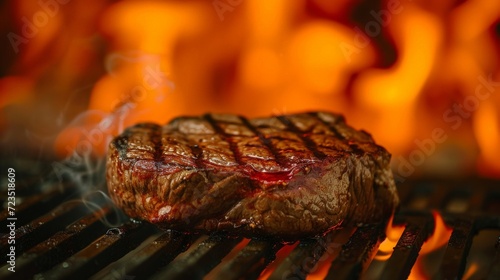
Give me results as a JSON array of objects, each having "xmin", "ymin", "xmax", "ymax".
[
  {"xmin": 81, "ymin": 190, "xmax": 125, "ymax": 227},
  {"xmin": 48, "ymin": 51, "xmax": 173, "ymax": 226},
  {"xmin": 50, "ymin": 102, "xmax": 137, "ymax": 226}
]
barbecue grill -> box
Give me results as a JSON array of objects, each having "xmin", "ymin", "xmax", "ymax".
[
  {"xmin": 2, "ymin": 0, "xmax": 499, "ymax": 279},
  {"xmin": 1, "ymin": 160, "xmax": 499, "ymax": 279}
]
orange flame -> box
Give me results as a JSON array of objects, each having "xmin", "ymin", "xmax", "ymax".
[
  {"xmin": 306, "ymin": 254, "xmax": 335, "ymax": 280},
  {"xmin": 4, "ymin": 0, "xmax": 485, "ymax": 175},
  {"xmin": 1, "ymin": 0, "xmax": 499, "ymax": 277},
  {"xmin": 375, "ymin": 215, "xmax": 405, "ymax": 261},
  {"xmin": 408, "ymin": 211, "xmax": 452, "ymax": 280},
  {"xmin": 258, "ymin": 243, "xmax": 298, "ymax": 279},
  {"xmin": 373, "ymin": 212, "xmax": 452, "ymax": 279},
  {"xmin": 462, "ymin": 262, "xmax": 479, "ymax": 279},
  {"xmin": 474, "ymin": 100, "xmax": 500, "ymax": 175},
  {"xmin": 352, "ymin": 2, "xmax": 443, "ymax": 155},
  {"xmin": 420, "ymin": 211, "xmax": 452, "ymax": 255}
]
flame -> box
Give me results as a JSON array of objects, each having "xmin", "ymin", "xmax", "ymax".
[
  {"xmin": 474, "ymin": 100, "xmax": 500, "ymax": 174},
  {"xmin": 408, "ymin": 211, "xmax": 452, "ymax": 280},
  {"xmin": 286, "ymin": 21, "xmax": 375, "ymax": 95},
  {"xmin": 451, "ymin": 0, "xmax": 500, "ymax": 42},
  {"xmin": 306, "ymin": 254, "xmax": 334, "ymax": 280},
  {"xmin": 420, "ymin": 211, "xmax": 452, "ymax": 255},
  {"xmin": 304, "ymin": 227, "xmax": 355, "ymax": 279},
  {"xmin": 2, "ymin": 1, "xmax": 499, "ymax": 276},
  {"xmin": 258, "ymin": 243, "xmax": 298, "ymax": 279},
  {"xmin": 2, "ymin": 0, "xmax": 498, "ymax": 176},
  {"xmin": 1, "ymin": 2, "xmax": 496, "ymax": 273},
  {"xmin": 375, "ymin": 215, "xmax": 405, "ymax": 261},
  {"xmin": 352, "ymin": 3, "xmax": 443, "ymax": 154},
  {"xmin": 373, "ymin": 212, "xmax": 452, "ymax": 279},
  {"xmin": 462, "ymin": 262, "xmax": 479, "ymax": 280},
  {"xmin": 0, "ymin": 76, "xmax": 33, "ymax": 108}
]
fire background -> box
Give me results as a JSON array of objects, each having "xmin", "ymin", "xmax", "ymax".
[
  {"xmin": 0, "ymin": 0, "xmax": 499, "ymax": 279},
  {"xmin": 1, "ymin": 0, "xmax": 500, "ymax": 179}
]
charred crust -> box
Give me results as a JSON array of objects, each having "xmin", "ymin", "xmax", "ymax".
[{"xmin": 106, "ymin": 112, "xmax": 399, "ymax": 239}]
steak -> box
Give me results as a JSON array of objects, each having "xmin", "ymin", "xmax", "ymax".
[{"xmin": 106, "ymin": 112, "xmax": 399, "ymax": 239}]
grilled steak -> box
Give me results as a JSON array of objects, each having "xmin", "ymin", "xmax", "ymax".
[{"xmin": 107, "ymin": 112, "xmax": 399, "ymax": 239}]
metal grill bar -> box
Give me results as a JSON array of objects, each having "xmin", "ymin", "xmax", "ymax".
[
  {"xmin": 268, "ymin": 240, "xmax": 323, "ymax": 280},
  {"xmin": 0, "ymin": 175, "xmax": 499, "ymax": 279},
  {"xmin": 1, "ymin": 202, "xmax": 89, "ymax": 261},
  {"xmin": 487, "ymin": 236, "xmax": 500, "ymax": 280},
  {"xmin": 0, "ymin": 188, "xmax": 69, "ymax": 230},
  {"xmin": 379, "ymin": 214, "xmax": 434, "ymax": 279},
  {"xmin": 151, "ymin": 235, "xmax": 242, "ymax": 280},
  {"xmin": 215, "ymin": 239, "xmax": 284, "ymax": 280},
  {"xmin": 268, "ymin": 230, "xmax": 343, "ymax": 280},
  {"xmin": 439, "ymin": 217, "xmax": 475, "ymax": 279},
  {"xmin": 94, "ymin": 231, "xmax": 193, "ymax": 280},
  {"xmin": 326, "ymin": 225, "xmax": 385, "ymax": 280},
  {"xmin": 0, "ymin": 207, "xmax": 112, "ymax": 280},
  {"xmin": 36, "ymin": 222, "xmax": 155, "ymax": 280},
  {"xmin": 468, "ymin": 187, "xmax": 486, "ymax": 212}
]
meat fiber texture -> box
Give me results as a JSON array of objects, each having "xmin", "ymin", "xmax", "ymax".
[{"xmin": 106, "ymin": 112, "xmax": 399, "ymax": 240}]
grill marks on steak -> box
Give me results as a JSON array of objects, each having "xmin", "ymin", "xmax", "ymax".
[
  {"xmin": 126, "ymin": 112, "xmax": 372, "ymax": 180},
  {"xmin": 107, "ymin": 112, "xmax": 399, "ymax": 239},
  {"xmin": 172, "ymin": 114, "xmax": 309, "ymax": 173}
]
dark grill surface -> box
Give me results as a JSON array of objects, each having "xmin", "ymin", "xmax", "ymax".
[{"xmin": 1, "ymin": 176, "xmax": 499, "ymax": 279}]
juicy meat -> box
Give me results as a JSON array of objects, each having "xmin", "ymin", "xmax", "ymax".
[{"xmin": 106, "ymin": 112, "xmax": 399, "ymax": 239}]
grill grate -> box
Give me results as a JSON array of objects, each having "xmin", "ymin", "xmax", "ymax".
[
  {"xmin": 1, "ymin": 177, "xmax": 499, "ymax": 279},
  {"xmin": 379, "ymin": 214, "xmax": 434, "ymax": 279}
]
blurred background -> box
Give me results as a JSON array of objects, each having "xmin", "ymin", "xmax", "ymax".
[{"xmin": 1, "ymin": 0, "xmax": 499, "ymax": 180}]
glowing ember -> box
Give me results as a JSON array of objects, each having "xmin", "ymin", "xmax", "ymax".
[
  {"xmin": 258, "ymin": 243, "xmax": 298, "ymax": 279},
  {"xmin": 305, "ymin": 249, "xmax": 343, "ymax": 280}
]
